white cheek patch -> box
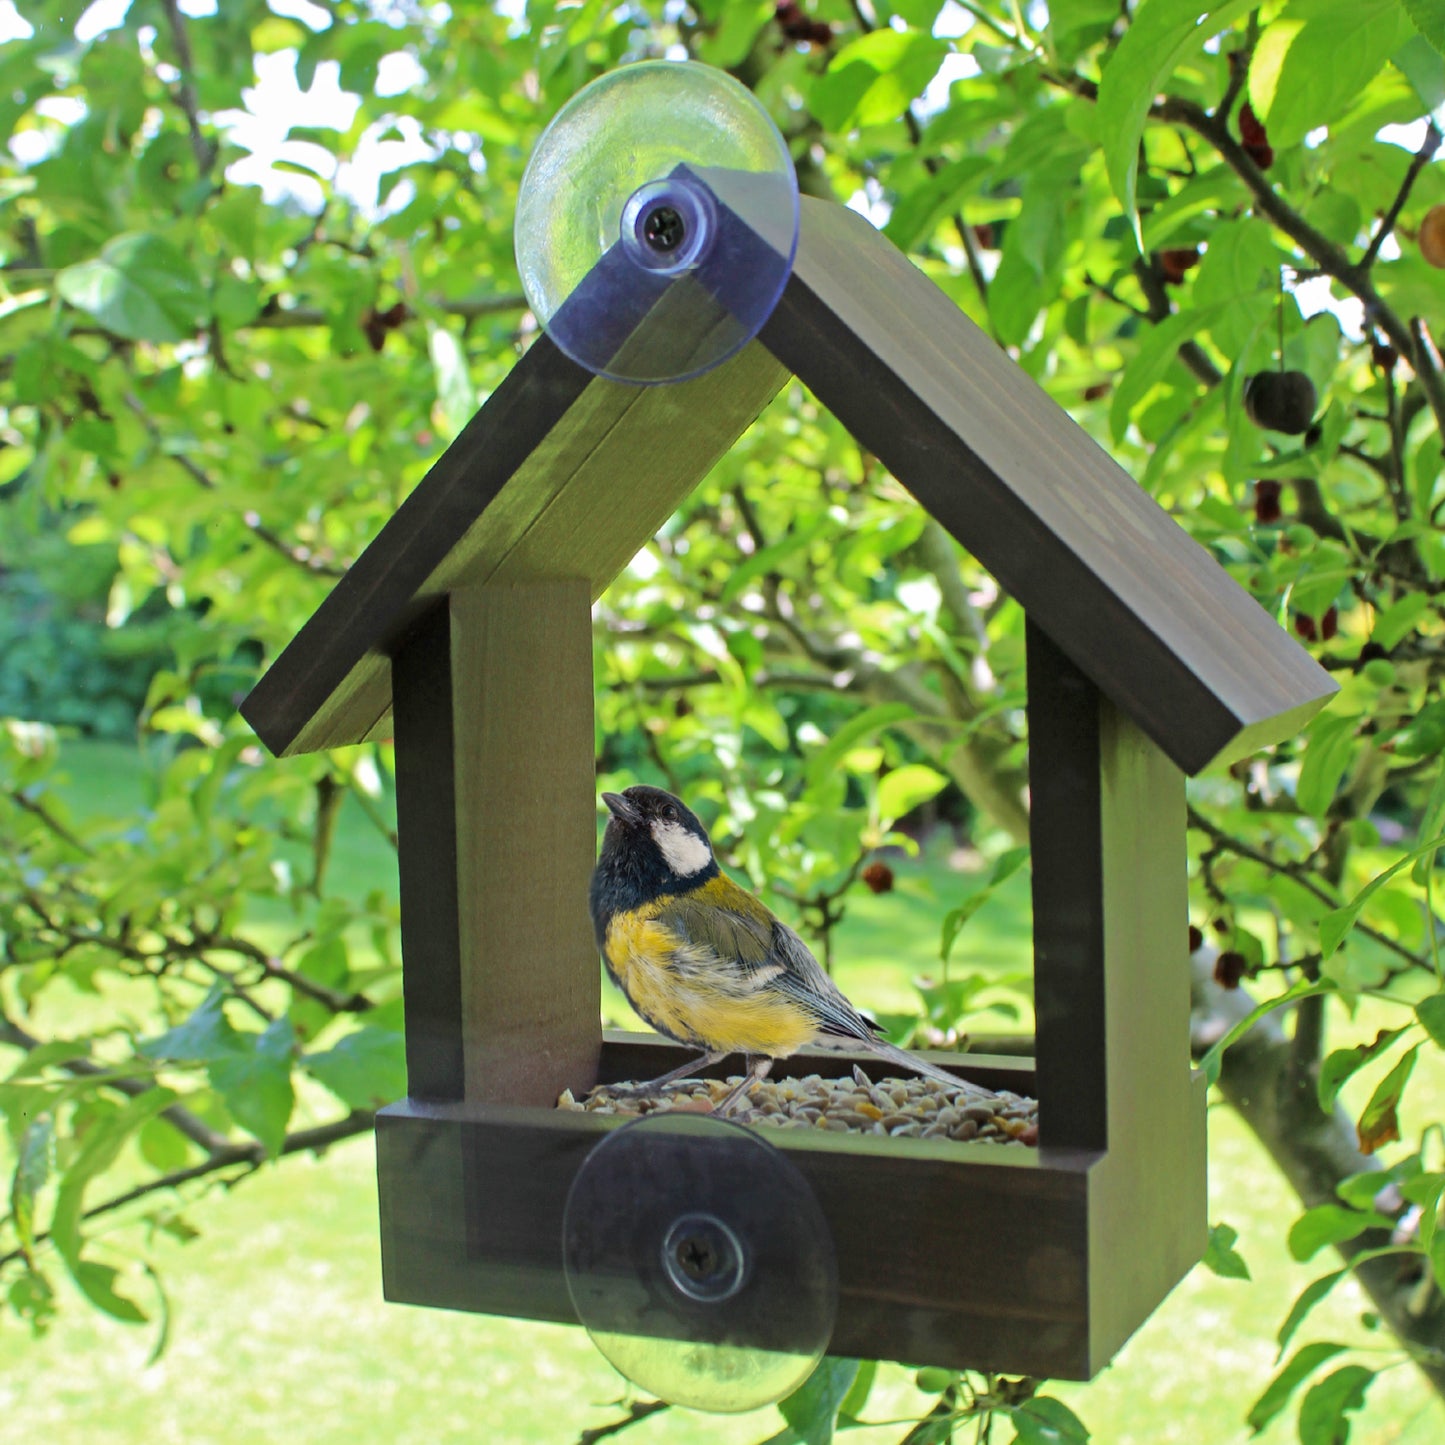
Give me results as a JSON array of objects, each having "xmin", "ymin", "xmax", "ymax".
[{"xmin": 651, "ymin": 820, "xmax": 712, "ymax": 876}]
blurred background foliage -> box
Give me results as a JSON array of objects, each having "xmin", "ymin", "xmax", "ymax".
[{"xmin": 2, "ymin": 0, "xmax": 1445, "ymax": 1441}]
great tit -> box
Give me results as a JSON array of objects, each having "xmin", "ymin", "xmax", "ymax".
[{"xmin": 589, "ymin": 784, "xmax": 994, "ymax": 1114}]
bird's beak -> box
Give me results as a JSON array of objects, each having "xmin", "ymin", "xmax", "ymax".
[{"xmin": 601, "ymin": 792, "xmax": 641, "ymax": 825}]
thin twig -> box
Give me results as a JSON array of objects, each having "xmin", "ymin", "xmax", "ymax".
[
  {"xmin": 1187, "ymin": 806, "xmax": 1433, "ymax": 975},
  {"xmin": 3, "ymin": 787, "xmax": 93, "ymax": 854},
  {"xmin": 122, "ymin": 393, "xmax": 346, "ymax": 579},
  {"xmin": 576, "ymin": 1400, "xmax": 670, "ymax": 1444},
  {"xmin": 1361, "ymin": 122, "xmax": 1442, "ymax": 271},
  {"xmin": 159, "ymin": 0, "xmax": 218, "ymax": 175}
]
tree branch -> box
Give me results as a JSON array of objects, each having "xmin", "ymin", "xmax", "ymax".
[
  {"xmin": 159, "ymin": 0, "xmax": 218, "ymax": 176},
  {"xmin": 577, "ymin": 1399, "xmax": 670, "ymax": 1444},
  {"xmin": 1361, "ymin": 122, "xmax": 1442, "ymax": 271},
  {"xmin": 122, "ymin": 393, "xmax": 347, "ymax": 580},
  {"xmin": 0, "ymin": 1111, "xmax": 376, "ymax": 1274}
]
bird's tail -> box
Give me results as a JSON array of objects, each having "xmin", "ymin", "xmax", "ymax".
[{"xmin": 861, "ymin": 1036, "xmax": 999, "ymax": 1101}]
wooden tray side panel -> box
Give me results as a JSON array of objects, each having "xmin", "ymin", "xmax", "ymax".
[{"xmin": 376, "ymin": 1102, "xmax": 1100, "ymax": 1379}]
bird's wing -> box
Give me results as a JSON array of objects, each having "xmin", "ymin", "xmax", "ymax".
[
  {"xmin": 766, "ymin": 921, "xmax": 884, "ymax": 1046},
  {"xmin": 652, "ymin": 886, "xmax": 786, "ymax": 991}
]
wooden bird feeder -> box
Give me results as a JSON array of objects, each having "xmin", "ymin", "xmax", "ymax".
[{"xmin": 241, "ymin": 179, "xmax": 1335, "ymax": 1378}]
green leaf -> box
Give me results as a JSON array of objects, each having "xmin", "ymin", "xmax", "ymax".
[
  {"xmin": 1417, "ymin": 992, "xmax": 1445, "ymax": 1047},
  {"xmin": 940, "ymin": 845, "xmax": 1030, "ymax": 962},
  {"xmin": 1411, "ymin": 765, "xmax": 1445, "ymax": 885},
  {"xmin": 1297, "ymin": 1363, "xmax": 1374, "ymax": 1445},
  {"xmin": 140, "ymin": 986, "xmax": 242, "ymax": 1063},
  {"xmin": 1201, "ymin": 1221, "xmax": 1251, "ymax": 1280},
  {"xmin": 73, "ymin": 1260, "xmax": 148, "ymax": 1324},
  {"xmin": 877, "ymin": 764, "xmax": 948, "ymax": 825},
  {"xmin": 1393, "ymin": 33, "xmax": 1445, "ymax": 110},
  {"xmin": 1287, "ymin": 1203, "xmax": 1392, "ymax": 1262},
  {"xmin": 208, "ymin": 1018, "xmax": 295, "ymax": 1157},
  {"xmin": 56, "ymin": 232, "xmax": 208, "ymax": 343},
  {"xmin": 50, "ymin": 1087, "xmax": 179, "ymax": 1270},
  {"xmin": 779, "ymin": 1357, "xmax": 860, "ymax": 1445},
  {"xmin": 1248, "ymin": 1341, "xmax": 1347, "ymax": 1431},
  {"xmin": 1355, "ymin": 1042, "xmax": 1418, "ymax": 1155},
  {"xmin": 10, "ymin": 1115, "xmax": 53, "ymax": 1260},
  {"xmin": 1277, "ymin": 1270, "xmax": 1346, "ymax": 1356},
  {"xmin": 1402, "ymin": 0, "xmax": 1445, "ymax": 56},
  {"xmin": 1198, "ymin": 977, "xmax": 1335, "ymax": 1086},
  {"xmin": 1319, "ymin": 834, "xmax": 1445, "ymax": 958},
  {"xmin": 1109, "ymin": 302, "xmax": 1231, "ymax": 443},
  {"xmin": 1316, "ymin": 1027, "xmax": 1408, "ymax": 1112},
  {"xmin": 1097, "ymin": 0, "xmax": 1257, "ymax": 244},
  {"xmin": 1250, "ymin": 0, "xmax": 1415, "ymax": 149},
  {"xmin": 304, "ymin": 1027, "xmax": 406, "ymax": 1110},
  {"xmin": 809, "ymin": 30, "xmax": 950, "ymax": 132},
  {"xmin": 696, "ymin": 0, "xmax": 772, "ymax": 67},
  {"xmin": 1295, "ymin": 712, "xmax": 1356, "ymax": 817},
  {"xmin": 1008, "ymin": 1395, "xmax": 1091, "ymax": 1443}
]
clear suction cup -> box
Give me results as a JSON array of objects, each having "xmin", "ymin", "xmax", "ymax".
[
  {"xmin": 562, "ymin": 1113, "xmax": 837, "ymax": 1412},
  {"xmin": 514, "ymin": 61, "xmax": 800, "ymax": 385}
]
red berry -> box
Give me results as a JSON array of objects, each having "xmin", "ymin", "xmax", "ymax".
[
  {"xmin": 1082, "ymin": 381, "xmax": 1111, "ymax": 401},
  {"xmin": 1420, "ymin": 205, "xmax": 1445, "ymax": 269},
  {"xmin": 861, "ymin": 861, "xmax": 894, "ymax": 894},
  {"xmin": 1254, "ymin": 479, "xmax": 1283, "ymax": 524},
  {"xmin": 1214, "ymin": 951, "xmax": 1247, "ymax": 989},
  {"xmin": 1159, "ymin": 247, "xmax": 1200, "ymax": 284},
  {"xmin": 1239, "ymin": 101, "xmax": 1268, "ymax": 147},
  {"xmin": 1319, "ymin": 605, "xmax": 1338, "ymax": 641},
  {"xmin": 1295, "ymin": 613, "xmax": 1318, "ymax": 641}
]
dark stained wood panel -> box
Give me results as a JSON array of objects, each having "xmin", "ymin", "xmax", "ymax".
[
  {"xmin": 376, "ymin": 1093, "xmax": 1100, "ymax": 1378},
  {"xmin": 391, "ymin": 605, "xmax": 466, "ymax": 1101},
  {"xmin": 761, "ymin": 197, "xmax": 1337, "ymax": 775},
  {"xmin": 242, "ymin": 327, "xmax": 787, "ymax": 758}
]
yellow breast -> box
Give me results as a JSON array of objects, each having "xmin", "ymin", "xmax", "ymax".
[{"xmin": 604, "ymin": 900, "xmax": 817, "ymax": 1058}]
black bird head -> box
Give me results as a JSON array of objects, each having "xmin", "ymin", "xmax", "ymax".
[{"xmin": 591, "ymin": 786, "xmax": 719, "ymax": 926}]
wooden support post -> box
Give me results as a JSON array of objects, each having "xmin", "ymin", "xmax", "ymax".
[
  {"xmin": 449, "ymin": 579, "xmax": 601, "ymax": 1106},
  {"xmin": 1026, "ymin": 621, "xmax": 1205, "ymax": 1366},
  {"xmin": 392, "ymin": 604, "xmax": 466, "ymax": 1102}
]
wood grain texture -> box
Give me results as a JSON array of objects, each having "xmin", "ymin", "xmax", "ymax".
[
  {"xmin": 760, "ymin": 197, "xmax": 1337, "ymax": 775},
  {"xmin": 449, "ymin": 581, "xmax": 601, "ymax": 1106},
  {"xmin": 241, "ymin": 318, "xmax": 786, "ymax": 759}
]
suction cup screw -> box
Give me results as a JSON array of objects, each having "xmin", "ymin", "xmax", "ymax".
[
  {"xmin": 663, "ymin": 1213, "xmax": 745, "ymax": 1302},
  {"xmin": 643, "ymin": 204, "xmax": 686, "ymax": 253}
]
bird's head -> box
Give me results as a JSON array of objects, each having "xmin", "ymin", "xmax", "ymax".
[{"xmin": 599, "ymin": 785, "xmax": 715, "ymax": 883}]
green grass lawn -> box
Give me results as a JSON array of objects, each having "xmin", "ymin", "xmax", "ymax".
[{"xmin": 4, "ymin": 742, "xmax": 1445, "ymax": 1443}]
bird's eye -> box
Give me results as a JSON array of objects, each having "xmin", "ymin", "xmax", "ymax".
[{"xmin": 661, "ymin": 804, "xmax": 676, "ymax": 820}]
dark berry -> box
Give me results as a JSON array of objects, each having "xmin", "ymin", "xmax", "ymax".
[
  {"xmin": 1254, "ymin": 478, "xmax": 1283, "ymax": 524},
  {"xmin": 861, "ymin": 861, "xmax": 894, "ymax": 894},
  {"xmin": 1189, "ymin": 924, "xmax": 1203, "ymax": 953},
  {"xmin": 1159, "ymin": 247, "xmax": 1200, "ymax": 284},
  {"xmin": 1214, "ymin": 951, "xmax": 1247, "ymax": 989},
  {"xmin": 1295, "ymin": 613, "xmax": 1318, "ymax": 641},
  {"xmin": 1244, "ymin": 371, "xmax": 1317, "ymax": 435}
]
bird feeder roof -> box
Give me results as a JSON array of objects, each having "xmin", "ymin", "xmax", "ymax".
[{"xmin": 241, "ymin": 195, "xmax": 1335, "ymax": 775}]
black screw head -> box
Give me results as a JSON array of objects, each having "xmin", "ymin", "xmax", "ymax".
[
  {"xmin": 675, "ymin": 1234, "xmax": 720, "ymax": 1282},
  {"xmin": 642, "ymin": 204, "xmax": 686, "ymax": 253}
]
